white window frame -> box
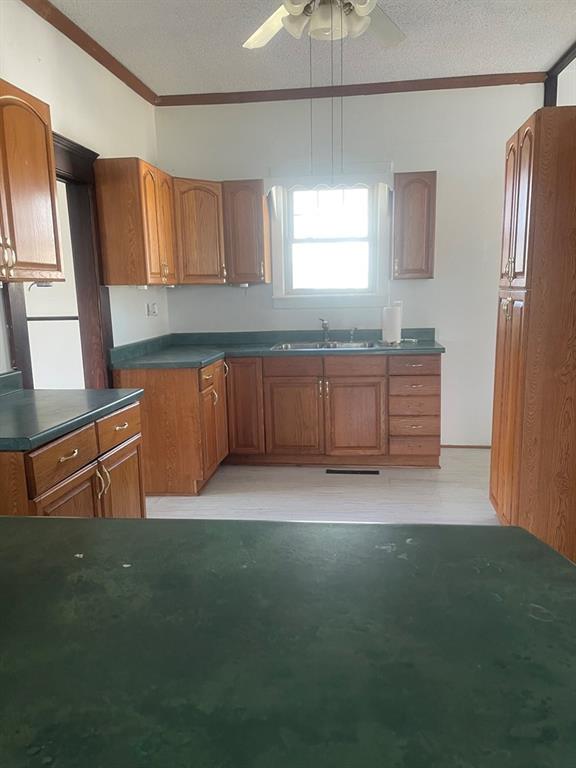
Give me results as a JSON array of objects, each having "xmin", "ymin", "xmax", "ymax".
[{"xmin": 270, "ymin": 179, "xmax": 392, "ymax": 309}]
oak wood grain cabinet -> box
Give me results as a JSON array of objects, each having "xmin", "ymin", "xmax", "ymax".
[
  {"xmin": 174, "ymin": 178, "xmax": 226, "ymax": 284},
  {"xmin": 393, "ymin": 171, "xmax": 436, "ymax": 279},
  {"xmin": 0, "ymin": 79, "xmax": 63, "ymax": 282},
  {"xmin": 226, "ymin": 358, "xmax": 265, "ymax": 455},
  {"xmin": 222, "ymin": 180, "xmax": 271, "ymax": 284},
  {"xmin": 265, "ymin": 377, "xmax": 325, "ymax": 455},
  {"xmin": 113, "ymin": 361, "xmax": 229, "ymax": 495},
  {"xmin": 490, "ymin": 107, "xmax": 576, "ymax": 563},
  {"xmin": 324, "ymin": 377, "xmax": 387, "ymax": 456},
  {"xmin": 94, "ymin": 158, "xmax": 176, "ymax": 285},
  {"xmin": 0, "ymin": 403, "xmax": 145, "ymax": 518}
]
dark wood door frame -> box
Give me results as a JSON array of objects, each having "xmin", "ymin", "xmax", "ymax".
[
  {"xmin": 3, "ymin": 133, "xmax": 113, "ymax": 388},
  {"xmin": 544, "ymin": 38, "xmax": 576, "ymax": 106}
]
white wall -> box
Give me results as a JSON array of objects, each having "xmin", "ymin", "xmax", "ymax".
[
  {"xmin": 157, "ymin": 85, "xmax": 542, "ymax": 445},
  {"xmin": 0, "ymin": 0, "xmax": 168, "ymax": 372},
  {"xmin": 558, "ymin": 59, "xmax": 576, "ymax": 105}
]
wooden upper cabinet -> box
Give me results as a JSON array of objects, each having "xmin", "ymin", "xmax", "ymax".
[
  {"xmin": 222, "ymin": 180, "xmax": 271, "ymax": 284},
  {"xmin": 325, "ymin": 377, "xmax": 387, "ymax": 456},
  {"xmin": 95, "ymin": 158, "xmax": 176, "ymax": 285},
  {"xmin": 499, "ymin": 136, "xmax": 518, "ymax": 286},
  {"xmin": 227, "ymin": 358, "xmax": 265, "ymax": 455},
  {"xmin": 174, "ymin": 178, "xmax": 226, "ymax": 284},
  {"xmin": 393, "ymin": 171, "xmax": 436, "ymax": 280},
  {"xmin": 0, "ymin": 79, "xmax": 62, "ymax": 282},
  {"xmin": 156, "ymin": 168, "xmax": 177, "ymax": 284}
]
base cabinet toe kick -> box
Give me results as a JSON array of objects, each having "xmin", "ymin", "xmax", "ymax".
[
  {"xmin": 114, "ymin": 353, "xmax": 442, "ymax": 498},
  {"xmin": 1, "ymin": 403, "xmax": 146, "ymax": 518}
]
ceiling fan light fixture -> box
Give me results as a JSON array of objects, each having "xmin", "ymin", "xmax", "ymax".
[
  {"xmin": 282, "ymin": 12, "xmax": 311, "ymax": 39},
  {"xmin": 308, "ymin": 3, "xmax": 348, "ymax": 40},
  {"xmin": 350, "ymin": 0, "xmax": 377, "ymax": 16},
  {"xmin": 345, "ymin": 9, "xmax": 371, "ymax": 38},
  {"xmin": 283, "ymin": 0, "xmax": 309, "ymax": 14}
]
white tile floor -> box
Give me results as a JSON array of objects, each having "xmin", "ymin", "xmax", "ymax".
[{"xmin": 147, "ymin": 448, "xmax": 498, "ymax": 526}]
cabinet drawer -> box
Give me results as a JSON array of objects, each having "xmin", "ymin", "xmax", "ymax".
[
  {"xmin": 390, "ymin": 437, "xmax": 441, "ymax": 456},
  {"xmin": 200, "ymin": 360, "xmax": 223, "ymax": 391},
  {"xmin": 264, "ymin": 356, "xmax": 323, "ymax": 377},
  {"xmin": 389, "ymin": 416, "xmax": 440, "ymax": 436},
  {"xmin": 389, "ymin": 396, "xmax": 440, "ymax": 416},
  {"xmin": 323, "ymin": 355, "xmax": 387, "ymax": 377},
  {"xmin": 96, "ymin": 403, "xmax": 141, "ymax": 454},
  {"xmin": 389, "ymin": 355, "xmax": 441, "ymax": 376},
  {"xmin": 389, "ymin": 376, "xmax": 440, "ymax": 397},
  {"xmin": 26, "ymin": 424, "xmax": 99, "ymax": 497}
]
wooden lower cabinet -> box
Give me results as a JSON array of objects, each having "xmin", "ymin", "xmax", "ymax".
[
  {"xmin": 264, "ymin": 377, "xmax": 324, "ymax": 455},
  {"xmin": 227, "ymin": 358, "xmax": 265, "ymax": 455},
  {"xmin": 113, "ymin": 362, "xmax": 229, "ymax": 495},
  {"xmin": 31, "ymin": 463, "xmax": 101, "ymax": 517},
  {"xmin": 325, "ymin": 377, "xmax": 387, "ymax": 456},
  {"xmin": 99, "ymin": 436, "xmax": 145, "ymax": 519},
  {"xmin": 490, "ymin": 291, "xmax": 527, "ymax": 525}
]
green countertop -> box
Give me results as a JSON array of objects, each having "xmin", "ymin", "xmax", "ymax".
[
  {"xmin": 1, "ymin": 519, "xmax": 574, "ymax": 767},
  {"xmin": 109, "ymin": 330, "xmax": 445, "ymax": 370},
  {"xmin": 0, "ymin": 388, "xmax": 143, "ymax": 451}
]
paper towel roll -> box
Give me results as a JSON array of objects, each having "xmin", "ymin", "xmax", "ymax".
[{"xmin": 381, "ymin": 303, "xmax": 402, "ymax": 344}]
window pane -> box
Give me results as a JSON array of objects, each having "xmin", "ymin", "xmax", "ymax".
[
  {"xmin": 292, "ymin": 242, "xmax": 370, "ymax": 290},
  {"xmin": 292, "ymin": 188, "xmax": 369, "ymax": 240}
]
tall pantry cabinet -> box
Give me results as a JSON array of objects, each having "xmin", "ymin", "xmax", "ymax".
[{"xmin": 490, "ymin": 107, "xmax": 576, "ymax": 562}]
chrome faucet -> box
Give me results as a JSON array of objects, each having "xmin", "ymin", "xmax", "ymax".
[{"xmin": 319, "ymin": 318, "xmax": 330, "ymax": 343}]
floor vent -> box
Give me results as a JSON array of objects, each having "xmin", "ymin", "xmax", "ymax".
[{"xmin": 326, "ymin": 469, "xmax": 380, "ymax": 476}]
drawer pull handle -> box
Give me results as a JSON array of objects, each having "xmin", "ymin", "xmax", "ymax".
[
  {"xmin": 410, "ymin": 384, "xmax": 424, "ymax": 389},
  {"xmin": 203, "ymin": 373, "xmax": 214, "ymax": 382},
  {"xmin": 408, "ymin": 363, "xmax": 424, "ymax": 368},
  {"xmin": 96, "ymin": 469, "xmax": 106, "ymax": 499},
  {"xmin": 58, "ymin": 448, "xmax": 79, "ymax": 463},
  {"xmin": 114, "ymin": 422, "xmax": 129, "ymax": 431},
  {"xmin": 102, "ymin": 466, "xmax": 112, "ymax": 495},
  {"xmin": 410, "ymin": 425, "xmax": 424, "ymax": 429}
]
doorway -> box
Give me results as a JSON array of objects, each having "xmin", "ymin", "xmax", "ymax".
[{"xmin": 2, "ymin": 134, "xmax": 112, "ymax": 389}]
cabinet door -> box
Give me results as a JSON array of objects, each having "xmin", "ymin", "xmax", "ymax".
[
  {"xmin": 325, "ymin": 377, "xmax": 387, "ymax": 456},
  {"xmin": 174, "ymin": 178, "xmax": 226, "ymax": 284},
  {"xmin": 201, "ymin": 387, "xmax": 219, "ymax": 479},
  {"xmin": 490, "ymin": 291, "xmax": 527, "ymax": 524},
  {"xmin": 393, "ymin": 171, "xmax": 436, "ymax": 279},
  {"xmin": 214, "ymin": 362, "xmax": 229, "ymax": 464},
  {"xmin": 264, "ymin": 377, "xmax": 324, "ymax": 455},
  {"xmin": 99, "ymin": 435, "xmax": 146, "ymax": 519},
  {"xmin": 499, "ymin": 134, "xmax": 518, "ymax": 287},
  {"xmin": 31, "ymin": 463, "xmax": 101, "ymax": 517},
  {"xmin": 0, "ymin": 79, "xmax": 62, "ymax": 281},
  {"xmin": 227, "ymin": 358, "xmax": 265, "ymax": 455},
  {"xmin": 157, "ymin": 170, "xmax": 177, "ymax": 283},
  {"xmin": 223, "ymin": 180, "xmax": 270, "ymax": 284},
  {"xmin": 511, "ymin": 117, "xmax": 535, "ymax": 289},
  {"xmin": 140, "ymin": 161, "xmax": 163, "ymax": 284}
]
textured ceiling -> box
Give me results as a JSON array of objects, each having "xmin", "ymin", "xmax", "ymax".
[{"xmin": 49, "ymin": 0, "xmax": 576, "ymax": 95}]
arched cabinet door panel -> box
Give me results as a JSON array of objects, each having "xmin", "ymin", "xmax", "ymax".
[
  {"xmin": 499, "ymin": 135, "xmax": 518, "ymax": 287},
  {"xmin": 0, "ymin": 79, "xmax": 62, "ymax": 282},
  {"xmin": 222, "ymin": 179, "xmax": 271, "ymax": 284},
  {"xmin": 174, "ymin": 178, "xmax": 226, "ymax": 284},
  {"xmin": 393, "ymin": 171, "xmax": 436, "ymax": 280}
]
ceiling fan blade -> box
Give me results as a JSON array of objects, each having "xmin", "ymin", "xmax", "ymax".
[
  {"xmin": 369, "ymin": 5, "xmax": 405, "ymax": 47},
  {"xmin": 243, "ymin": 5, "xmax": 289, "ymax": 49}
]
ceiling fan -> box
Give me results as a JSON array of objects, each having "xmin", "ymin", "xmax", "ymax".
[{"xmin": 243, "ymin": 0, "xmax": 405, "ymax": 49}]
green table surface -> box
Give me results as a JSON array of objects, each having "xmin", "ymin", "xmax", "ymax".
[{"xmin": 1, "ymin": 519, "xmax": 575, "ymax": 768}]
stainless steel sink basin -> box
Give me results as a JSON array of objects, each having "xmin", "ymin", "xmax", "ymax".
[{"xmin": 271, "ymin": 341, "xmax": 376, "ymax": 351}]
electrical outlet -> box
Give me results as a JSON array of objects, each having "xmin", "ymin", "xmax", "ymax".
[{"xmin": 145, "ymin": 302, "xmax": 159, "ymax": 318}]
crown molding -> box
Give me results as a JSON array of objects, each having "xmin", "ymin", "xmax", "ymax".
[{"xmin": 20, "ymin": 0, "xmax": 547, "ymax": 108}]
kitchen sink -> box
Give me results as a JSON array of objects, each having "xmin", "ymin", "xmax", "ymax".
[{"xmin": 271, "ymin": 341, "xmax": 376, "ymax": 351}]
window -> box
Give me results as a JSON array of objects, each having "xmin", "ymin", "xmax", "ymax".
[{"xmin": 285, "ymin": 186, "xmax": 375, "ymax": 294}]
